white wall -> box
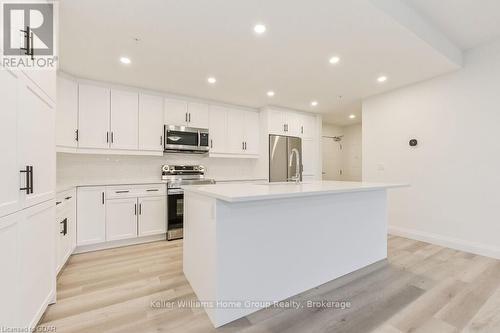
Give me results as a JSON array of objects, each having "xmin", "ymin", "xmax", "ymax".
[
  {"xmin": 57, "ymin": 153, "xmax": 261, "ymax": 186},
  {"xmin": 322, "ymin": 123, "xmax": 362, "ymax": 181},
  {"xmin": 362, "ymin": 38, "xmax": 500, "ymax": 259}
]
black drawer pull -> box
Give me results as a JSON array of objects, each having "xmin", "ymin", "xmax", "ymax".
[
  {"xmin": 56, "ymin": 201, "xmax": 62, "ymax": 205},
  {"xmin": 115, "ymin": 190, "xmax": 130, "ymax": 193},
  {"xmin": 60, "ymin": 218, "xmax": 67, "ymax": 235},
  {"xmin": 65, "ymin": 196, "xmax": 72, "ymax": 200},
  {"xmin": 146, "ymin": 189, "xmax": 159, "ymax": 192}
]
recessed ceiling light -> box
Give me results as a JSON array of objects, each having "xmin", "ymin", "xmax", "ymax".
[
  {"xmin": 207, "ymin": 77, "xmax": 217, "ymax": 84},
  {"xmin": 329, "ymin": 56, "xmax": 340, "ymax": 64},
  {"xmin": 254, "ymin": 24, "xmax": 267, "ymax": 34},
  {"xmin": 267, "ymin": 91, "xmax": 275, "ymax": 97},
  {"xmin": 349, "ymin": 114, "xmax": 356, "ymax": 119},
  {"xmin": 311, "ymin": 101, "xmax": 318, "ymax": 107},
  {"xmin": 377, "ymin": 75, "xmax": 388, "ymax": 83},
  {"xmin": 119, "ymin": 56, "xmax": 131, "ymax": 65}
]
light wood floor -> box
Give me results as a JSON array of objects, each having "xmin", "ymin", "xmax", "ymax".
[{"xmin": 38, "ymin": 236, "xmax": 500, "ymax": 333}]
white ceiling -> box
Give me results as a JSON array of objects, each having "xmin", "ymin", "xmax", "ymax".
[
  {"xmin": 60, "ymin": 0, "xmax": 467, "ymax": 126},
  {"xmin": 404, "ymin": 0, "xmax": 500, "ymax": 50}
]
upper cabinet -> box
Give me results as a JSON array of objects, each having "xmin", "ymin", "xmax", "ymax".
[
  {"xmin": 215, "ymin": 108, "xmax": 259, "ymax": 157},
  {"xmin": 164, "ymin": 99, "xmax": 209, "ymax": 128},
  {"xmin": 267, "ymin": 108, "xmax": 316, "ymax": 139},
  {"xmin": 78, "ymin": 83, "xmax": 110, "ymax": 149},
  {"xmin": 110, "ymin": 89, "xmax": 139, "ymax": 150},
  {"xmin": 56, "ymin": 76, "xmax": 78, "ymax": 148},
  {"xmin": 208, "ymin": 105, "xmax": 228, "ymax": 154},
  {"xmin": 139, "ymin": 94, "xmax": 164, "ymax": 152}
]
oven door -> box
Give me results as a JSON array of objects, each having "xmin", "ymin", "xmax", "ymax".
[{"xmin": 167, "ymin": 188, "xmax": 184, "ymax": 240}]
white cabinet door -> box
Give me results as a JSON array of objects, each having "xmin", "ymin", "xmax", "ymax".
[
  {"xmin": 21, "ymin": 69, "xmax": 56, "ymax": 103},
  {"xmin": 106, "ymin": 198, "xmax": 138, "ymax": 241},
  {"xmin": 188, "ymin": 102, "xmax": 209, "ymax": 128},
  {"xmin": 139, "ymin": 94, "xmax": 164, "ymax": 151},
  {"xmin": 227, "ymin": 109, "xmax": 245, "ymax": 154},
  {"xmin": 78, "ymin": 84, "xmax": 110, "ymax": 149},
  {"xmin": 77, "ymin": 187, "xmax": 106, "ymax": 246},
  {"xmin": 0, "ymin": 212, "xmax": 20, "ymax": 328},
  {"xmin": 18, "ymin": 80, "xmax": 55, "ymax": 209},
  {"xmin": 0, "ymin": 70, "xmax": 21, "ymax": 218},
  {"xmin": 56, "ymin": 76, "xmax": 78, "ymax": 148},
  {"xmin": 267, "ymin": 109, "xmax": 286, "ymax": 135},
  {"xmin": 243, "ymin": 111, "xmax": 260, "ymax": 155},
  {"xmin": 18, "ymin": 203, "xmax": 55, "ymax": 329},
  {"xmin": 299, "ymin": 114, "xmax": 316, "ymax": 139},
  {"xmin": 302, "ymin": 138, "xmax": 316, "ymax": 176},
  {"xmin": 164, "ymin": 99, "xmax": 188, "ymax": 126},
  {"xmin": 138, "ymin": 196, "xmax": 166, "ymax": 236},
  {"xmin": 110, "ymin": 89, "xmax": 139, "ymax": 150},
  {"xmin": 286, "ymin": 112, "xmax": 302, "ymax": 137},
  {"xmin": 208, "ymin": 105, "xmax": 227, "ymax": 153}
]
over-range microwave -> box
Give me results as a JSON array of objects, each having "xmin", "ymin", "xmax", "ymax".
[{"xmin": 164, "ymin": 125, "xmax": 210, "ymax": 154}]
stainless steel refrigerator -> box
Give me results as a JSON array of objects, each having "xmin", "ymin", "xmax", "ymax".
[{"xmin": 269, "ymin": 135, "xmax": 303, "ymax": 182}]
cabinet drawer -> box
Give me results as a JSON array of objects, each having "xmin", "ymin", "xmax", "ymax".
[
  {"xmin": 56, "ymin": 188, "xmax": 76, "ymax": 211},
  {"xmin": 105, "ymin": 184, "xmax": 166, "ymax": 199}
]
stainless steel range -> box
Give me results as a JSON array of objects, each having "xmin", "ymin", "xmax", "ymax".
[{"xmin": 162, "ymin": 165, "xmax": 215, "ymax": 240}]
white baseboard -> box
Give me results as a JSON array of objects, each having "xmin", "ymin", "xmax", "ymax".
[
  {"xmin": 74, "ymin": 234, "xmax": 166, "ymax": 254},
  {"xmin": 389, "ymin": 225, "xmax": 500, "ymax": 260}
]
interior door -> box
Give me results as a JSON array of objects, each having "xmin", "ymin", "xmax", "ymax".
[
  {"xmin": 0, "ymin": 70, "xmax": 21, "ymax": 218},
  {"xmin": 227, "ymin": 109, "xmax": 245, "ymax": 154},
  {"xmin": 139, "ymin": 93, "xmax": 164, "ymax": 151},
  {"xmin": 322, "ymin": 137, "xmax": 343, "ymax": 180},
  {"xmin": 269, "ymin": 135, "xmax": 288, "ymax": 182},
  {"xmin": 138, "ymin": 196, "xmax": 166, "ymax": 236},
  {"xmin": 18, "ymin": 80, "xmax": 55, "ymax": 209},
  {"xmin": 78, "ymin": 84, "xmax": 110, "ymax": 149},
  {"xmin": 164, "ymin": 99, "xmax": 188, "ymax": 126},
  {"xmin": 56, "ymin": 76, "xmax": 78, "ymax": 148},
  {"xmin": 243, "ymin": 111, "xmax": 260, "ymax": 155},
  {"xmin": 208, "ymin": 105, "xmax": 227, "ymax": 153},
  {"xmin": 106, "ymin": 198, "xmax": 138, "ymax": 241},
  {"xmin": 110, "ymin": 89, "xmax": 139, "ymax": 150}
]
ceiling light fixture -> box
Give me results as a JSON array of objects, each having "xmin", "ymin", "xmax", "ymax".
[
  {"xmin": 254, "ymin": 24, "xmax": 267, "ymax": 34},
  {"xmin": 349, "ymin": 114, "xmax": 356, "ymax": 119},
  {"xmin": 207, "ymin": 77, "xmax": 217, "ymax": 84},
  {"xmin": 311, "ymin": 101, "xmax": 318, "ymax": 107},
  {"xmin": 119, "ymin": 56, "xmax": 131, "ymax": 65},
  {"xmin": 267, "ymin": 91, "xmax": 275, "ymax": 97},
  {"xmin": 377, "ymin": 75, "xmax": 388, "ymax": 83},
  {"xmin": 329, "ymin": 56, "xmax": 340, "ymax": 64}
]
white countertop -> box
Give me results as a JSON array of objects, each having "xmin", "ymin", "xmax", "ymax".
[{"xmin": 182, "ymin": 180, "xmax": 407, "ymax": 202}]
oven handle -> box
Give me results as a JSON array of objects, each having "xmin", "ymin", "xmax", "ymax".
[{"xmin": 167, "ymin": 189, "xmax": 184, "ymax": 195}]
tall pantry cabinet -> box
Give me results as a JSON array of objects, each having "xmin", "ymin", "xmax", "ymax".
[{"xmin": 0, "ymin": 67, "xmax": 56, "ymax": 330}]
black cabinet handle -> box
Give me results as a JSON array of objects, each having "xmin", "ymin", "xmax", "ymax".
[
  {"xmin": 19, "ymin": 166, "xmax": 30, "ymax": 194},
  {"xmin": 29, "ymin": 166, "xmax": 33, "ymax": 194},
  {"xmin": 210, "ymin": 139, "xmax": 213, "ymax": 149},
  {"xmin": 115, "ymin": 190, "xmax": 129, "ymax": 194},
  {"xmin": 102, "ymin": 192, "xmax": 105, "ymax": 205},
  {"xmin": 56, "ymin": 201, "xmax": 62, "ymax": 206},
  {"xmin": 185, "ymin": 112, "xmax": 188, "ymax": 122},
  {"xmin": 146, "ymin": 189, "xmax": 159, "ymax": 192},
  {"xmin": 60, "ymin": 218, "xmax": 67, "ymax": 235},
  {"xmin": 106, "ymin": 132, "xmax": 109, "ymax": 143},
  {"xmin": 160, "ymin": 136, "xmax": 163, "ymax": 146},
  {"xmin": 139, "ymin": 203, "xmax": 142, "ymax": 215},
  {"xmin": 134, "ymin": 203, "xmax": 137, "ymax": 215},
  {"xmin": 75, "ymin": 129, "xmax": 79, "ymax": 142},
  {"xmin": 65, "ymin": 196, "xmax": 72, "ymax": 200},
  {"xmin": 111, "ymin": 132, "xmax": 114, "ymax": 143}
]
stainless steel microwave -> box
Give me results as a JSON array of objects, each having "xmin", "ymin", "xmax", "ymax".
[{"xmin": 164, "ymin": 125, "xmax": 210, "ymax": 154}]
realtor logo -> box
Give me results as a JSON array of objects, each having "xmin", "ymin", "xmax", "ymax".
[{"xmin": 3, "ymin": 2, "xmax": 54, "ymax": 56}]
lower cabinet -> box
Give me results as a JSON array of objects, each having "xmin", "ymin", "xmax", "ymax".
[
  {"xmin": 138, "ymin": 196, "xmax": 166, "ymax": 236},
  {"xmin": 106, "ymin": 197, "xmax": 139, "ymax": 241},
  {"xmin": 55, "ymin": 189, "xmax": 76, "ymax": 273},
  {"xmin": 0, "ymin": 201, "xmax": 55, "ymax": 330},
  {"xmin": 77, "ymin": 186, "xmax": 106, "ymax": 246}
]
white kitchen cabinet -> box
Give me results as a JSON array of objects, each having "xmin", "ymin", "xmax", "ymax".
[
  {"xmin": 139, "ymin": 93, "xmax": 164, "ymax": 151},
  {"xmin": 21, "ymin": 69, "xmax": 56, "ymax": 103},
  {"xmin": 0, "ymin": 212, "xmax": 21, "ymax": 328},
  {"xmin": 78, "ymin": 84, "xmax": 110, "ymax": 149},
  {"xmin": 18, "ymin": 78, "xmax": 56, "ymax": 209},
  {"xmin": 17, "ymin": 202, "xmax": 55, "ymax": 329},
  {"xmin": 298, "ymin": 113, "xmax": 316, "ymax": 139},
  {"xmin": 266, "ymin": 108, "xmax": 315, "ymax": 138},
  {"xmin": 0, "ymin": 69, "xmax": 21, "ymax": 218},
  {"xmin": 209, "ymin": 105, "xmax": 228, "ymax": 153},
  {"xmin": 267, "ymin": 109, "xmax": 287, "ymax": 135},
  {"xmin": 187, "ymin": 102, "xmax": 209, "ymax": 128},
  {"xmin": 227, "ymin": 109, "xmax": 246, "ymax": 154},
  {"xmin": 110, "ymin": 89, "xmax": 139, "ymax": 150},
  {"xmin": 55, "ymin": 189, "xmax": 76, "ymax": 274},
  {"xmin": 285, "ymin": 112, "xmax": 302, "ymax": 137},
  {"xmin": 302, "ymin": 138, "xmax": 316, "ymax": 176},
  {"xmin": 106, "ymin": 197, "xmax": 138, "ymax": 241},
  {"xmin": 243, "ymin": 111, "xmax": 260, "ymax": 155},
  {"xmin": 164, "ymin": 99, "xmax": 188, "ymax": 126},
  {"xmin": 77, "ymin": 187, "xmax": 106, "ymax": 246},
  {"xmin": 56, "ymin": 76, "xmax": 78, "ymax": 148},
  {"xmin": 138, "ymin": 196, "xmax": 166, "ymax": 236}
]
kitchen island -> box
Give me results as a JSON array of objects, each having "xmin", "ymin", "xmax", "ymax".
[{"xmin": 182, "ymin": 181, "xmax": 405, "ymax": 327}]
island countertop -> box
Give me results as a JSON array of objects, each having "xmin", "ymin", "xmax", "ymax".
[{"xmin": 182, "ymin": 180, "xmax": 407, "ymax": 202}]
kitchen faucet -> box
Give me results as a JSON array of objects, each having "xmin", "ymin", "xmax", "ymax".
[{"xmin": 288, "ymin": 148, "xmax": 301, "ymax": 184}]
